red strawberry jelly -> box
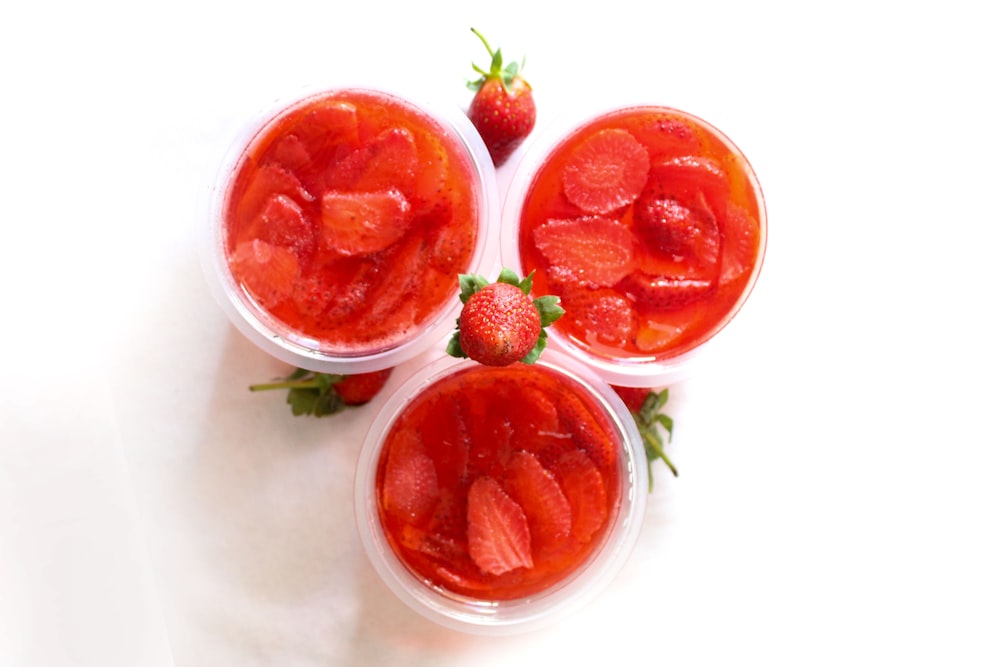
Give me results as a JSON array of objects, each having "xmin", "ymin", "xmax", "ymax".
[
  {"xmin": 514, "ymin": 106, "xmax": 766, "ymax": 366},
  {"xmin": 219, "ymin": 88, "xmax": 484, "ymax": 359},
  {"xmin": 372, "ymin": 362, "xmax": 625, "ymax": 602}
]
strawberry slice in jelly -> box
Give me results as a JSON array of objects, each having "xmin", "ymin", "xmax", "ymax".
[
  {"xmin": 560, "ymin": 287, "xmax": 637, "ymax": 348},
  {"xmin": 230, "ymin": 239, "xmax": 300, "ymax": 309},
  {"xmin": 381, "ymin": 431, "xmax": 440, "ymax": 523},
  {"xmin": 629, "ymin": 116, "xmax": 704, "ymax": 161},
  {"xmin": 351, "ymin": 233, "xmax": 425, "ymax": 345},
  {"xmin": 241, "ymin": 193, "xmax": 316, "ymax": 260},
  {"xmin": 561, "ymin": 128, "xmax": 650, "ymax": 214},
  {"xmin": 466, "ymin": 476, "xmax": 534, "ymax": 576},
  {"xmin": 508, "ymin": 383, "xmax": 560, "ymax": 449},
  {"xmin": 326, "ymin": 126, "xmax": 419, "ymax": 193},
  {"xmin": 718, "ymin": 204, "xmax": 760, "ymax": 287},
  {"xmin": 633, "ymin": 190, "xmax": 720, "ymax": 272},
  {"xmin": 277, "ymin": 100, "xmax": 360, "ymax": 172},
  {"xmin": 533, "ymin": 216, "xmax": 635, "ymax": 288},
  {"xmin": 646, "ymin": 155, "xmax": 729, "ymax": 216},
  {"xmin": 234, "ymin": 162, "xmax": 313, "ymax": 232},
  {"xmin": 633, "ymin": 307, "xmax": 703, "ymax": 354},
  {"xmin": 290, "ymin": 257, "xmax": 371, "ymax": 326},
  {"xmin": 556, "ymin": 394, "xmax": 616, "ymax": 473},
  {"xmin": 410, "ymin": 131, "xmax": 450, "ymax": 216},
  {"xmin": 503, "ymin": 451, "xmax": 572, "ymax": 548},
  {"xmin": 620, "ymin": 273, "xmax": 715, "ymax": 312},
  {"xmin": 319, "ymin": 188, "xmax": 412, "ymax": 257},
  {"xmin": 551, "ymin": 449, "xmax": 608, "ymax": 544}
]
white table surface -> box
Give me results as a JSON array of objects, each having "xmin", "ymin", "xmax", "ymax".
[{"xmin": 3, "ymin": 2, "xmax": 998, "ymax": 665}]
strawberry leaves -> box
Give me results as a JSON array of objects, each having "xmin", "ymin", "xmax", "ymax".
[
  {"xmin": 614, "ymin": 386, "xmax": 678, "ymax": 490},
  {"xmin": 467, "ymin": 28, "xmax": 524, "ymax": 94}
]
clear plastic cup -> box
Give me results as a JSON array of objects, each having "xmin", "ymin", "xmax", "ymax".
[
  {"xmin": 501, "ymin": 104, "xmax": 767, "ymax": 387},
  {"xmin": 354, "ymin": 350, "xmax": 647, "ymax": 634},
  {"xmin": 203, "ymin": 84, "xmax": 500, "ymax": 374}
]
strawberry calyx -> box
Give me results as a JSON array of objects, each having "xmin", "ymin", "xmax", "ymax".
[
  {"xmin": 250, "ymin": 367, "xmax": 393, "ymax": 416},
  {"xmin": 467, "ymin": 27, "xmax": 528, "ymax": 94},
  {"xmin": 447, "ymin": 267, "xmax": 564, "ymax": 366},
  {"xmin": 612, "ymin": 386, "xmax": 677, "ymax": 490}
]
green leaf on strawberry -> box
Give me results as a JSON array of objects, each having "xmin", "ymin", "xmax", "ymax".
[{"xmin": 447, "ymin": 268, "xmax": 564, "ymax": 367}]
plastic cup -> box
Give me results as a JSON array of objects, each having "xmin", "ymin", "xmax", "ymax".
[
  {"xmin": 203, "ymin": 84, "xmax": 500, "ymax": 374},
  {"xmin": 354, "ymin": 350, "xmax": 647, "ymax": 634},
  {"xmin": 501, "ymin": 104, "xmax": 767, "ymax": 387}
]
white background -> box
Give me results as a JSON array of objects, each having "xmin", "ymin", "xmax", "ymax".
[{"xmin": 2, "ymin": 1, "xmax": 998, "ymax": 665}]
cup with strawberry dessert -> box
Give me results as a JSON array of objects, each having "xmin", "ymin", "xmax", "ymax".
[
  {"xmin": 204, "ymin": 84, "xmax": 500, "ymax": 374},
  {"xmin": 354, "ymin": 348, "xmax": 647, "ymax": 634},
  {"xmin": 501, "ymin": 104, "xmax": 767, "ymax": 387}
]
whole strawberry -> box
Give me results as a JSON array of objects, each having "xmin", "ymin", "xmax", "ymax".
[
  {"xmin": 467, "ymin": 27, "xmax": 536, "ymax": 166},
  {"xmin": 447, "ymin": 268, "xmax": 563, "ymax": 366},
  {"xmin": 331, "ymin": 368, "xmax": 394, "ymax": 406},
  {"xmin": 250, "ymin": 367, "xmax": 394, "ymax": 416}
]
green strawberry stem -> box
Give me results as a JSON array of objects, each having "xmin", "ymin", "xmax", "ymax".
[
  {"xmin": 248, "ymin": 376, "xmax": 342, "ymax": 392},
  {"xmin": 469, "ymin": 27, "xmax": 524, "ymax": 92},
  {"xmin": 630, "ymin": 388, "xmax": 678, "ymax": 491},
  {"xmin": 643, "ymin": 430, "xmax": 679, "ymax": 478},
  {"xmin": 248, "ymin": 368, "xmax": 346, "ymax": 417},
  {"xmin": 470, "ymin": 27, "xmax": 496, "ymax": 65}
]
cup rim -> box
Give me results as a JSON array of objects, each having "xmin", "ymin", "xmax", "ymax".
[
  {"xmin": 201, "ymin": 82, "xmax": 501, "ymax": 374},
  {"xmin": 499, "ymin": 103, "xmax": 768, "ymax": 387},
  {"xmin": 353, "ymin": 349, "xmax": 648, "ymax": 635}
]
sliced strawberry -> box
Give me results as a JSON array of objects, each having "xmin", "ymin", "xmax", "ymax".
[
  {"xmin": 718, "ymin": 204, "xmax": 760, "ymax": 287},
  {"xmin": 632, "ymin": 236, "xmax": 710, "ymax": 281},
  {"xmin": 351, "ymin": 233, "xmax": 425, "ymax": 346},
  {"xmin": 428, "ymin": 488, "xmax": 467, "ymax": 542},
  {"xmin": 633, "ymin": 189, "xmax": 720, "ymax": 272},
  {"xmin": 466, "ymin": 476, "xmax": 534, "ymax": 576},
  {"xmin": 325, "ymin": 126, "xmax": 418, "ymax": 193},
  {"xmin": 425, "ymin": 202, "xmax": 472, "ymax": 274},
  {"xmin": 240, "ymin": 193, "xmax": 316, "ymax": 260},
  {"xmin": 460, "ymin": 378, "xmax": 516, "ymax": 477},
  {"xmin": 230, "ymin": 239, "xmax": 299, "ymax": 309},
  {"xmin": 233, "ymin": 162, "xmax": 313, "ymax": 233},
  {"xmin": 290, "ymin": 257, "xmax": 370, "ymax": 326},
  {"xmin": 420, "ymin": 396, "xmax": 470, "ymax": 490},
  {"xmin": 633, "ymin": 308, "xmax": 703, "ymax": 354},
  {"xmin": 410, "ymin": 131, "xmax": 450, "ymax": 215},
  {"xmin": 399, "ymin": 524, "xmax": 466, "ymax": 565},
  {"xmin": 533, "ymin": 216, "xmax": 635, "ymax": 288},
  {"xmin": 278, "ymin": 100, "xmax": 359, "ymax": 173},
  {"xmin": 629, "ymin": 115, "xmax": 704, "ymax": 161},
  {"xmin": 551, "ymin": 449, "xmax": 608, "ymax": 544},
  {"xmin": 503, "ymin": 451, "xmax": 572, "ymax": 547},
  {"xmin": 620, "ymin": 273, "xmax": 715, "ymax": 311},
  {"xmin": 556, "ymin": 394, "xmax": 617, "ymax": 473},
  {"xmin": 508, "ymin": 384, "xmax": 560, "ymax": 450},
  {"xmin": 559, "ymin": 287, "xmax": 637, "ymax": 347},
  {"xmin": 381, "ymin": 431, "xmax": 440, "ymax": 523},
  {"xmin": 646, "ymin": 155, "xmax": 729, "ymax": 216},
  {"xmin": 319, "ymin": 188, "xmax": 412, "ymax": 257},
  {"xmin": 561, "ymin": 128, "xmax": 650, "ymax": 214}
]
